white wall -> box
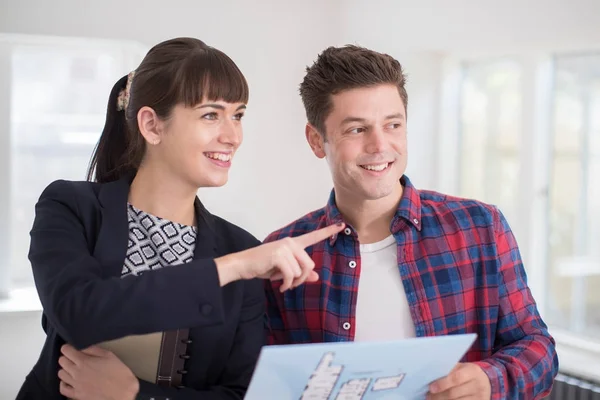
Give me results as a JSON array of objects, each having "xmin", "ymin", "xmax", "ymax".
[
  {"xmin": 1, "ymin": 0, "xmax": 600, "ymax": 398},
  {"xmin": 0, "ymin": 311, "xmax": 45, "ymax": 399},
  {"xmin": 340, "ymin": 0, "xmax": 600, "ymax": 55}
]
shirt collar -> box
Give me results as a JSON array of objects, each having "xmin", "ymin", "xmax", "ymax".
[{"xmin": 325, "ymin": 175, "xmax": 422, "ymax": 245}]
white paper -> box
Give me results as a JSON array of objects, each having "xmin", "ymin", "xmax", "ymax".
[{"xmin": 245, "ymin": 333, "xmax": 477, "ymax": 400}]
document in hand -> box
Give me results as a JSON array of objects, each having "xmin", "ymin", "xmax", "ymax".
[{"xmin": 245, "ymin": 333, "xmax": 477, "ymax": 400}]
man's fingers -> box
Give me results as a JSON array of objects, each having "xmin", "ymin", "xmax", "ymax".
[
  {"xmin": 427, "ymin": 380, "xmax": 475, "ymax": 400},
  {"xmin": 429, "ymin": 364, "xmax": 470, "ymax": 394},
  {"xmin": 294, "ymin": 223, "xmax": 345, "ymax": 248}
]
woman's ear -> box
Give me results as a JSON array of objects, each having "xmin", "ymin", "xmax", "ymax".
[{"xmin": 137, "ymin": 106, "xmax": 162, "ymax": 145}]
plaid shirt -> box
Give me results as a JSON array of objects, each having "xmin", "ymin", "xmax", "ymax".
[{"xmin": 264, "ymin": 176, "xmax": 558, "ymax": 399}]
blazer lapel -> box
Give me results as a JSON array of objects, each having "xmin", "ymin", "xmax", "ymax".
[
  {"xmin": 93, "ymin": 176, "xmax": 131, "ymax": 277},
  {"xmin": 192, "ymin": 197, "xmax": 218, "ymax": 259}
]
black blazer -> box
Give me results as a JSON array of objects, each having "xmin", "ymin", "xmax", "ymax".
[{"xmin": 16, "ymin": 176, "xmax": 265, "ymax": 400}]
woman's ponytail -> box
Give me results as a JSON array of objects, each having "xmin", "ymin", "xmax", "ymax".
[{"xmin": 87, "ymin": 74, "xmax": 135, "ymax": 183}]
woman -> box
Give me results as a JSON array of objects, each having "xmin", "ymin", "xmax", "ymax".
[{"xmin": 17, "ymin": 37, "xmax": 343, "ymax": 400}]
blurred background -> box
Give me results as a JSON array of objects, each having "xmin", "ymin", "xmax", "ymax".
[{"xmin": 0, "ymin": 0, "xmax": 599, "ymax": 397}]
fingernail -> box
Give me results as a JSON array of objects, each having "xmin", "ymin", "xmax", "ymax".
[{"xmin": 336, "ymin": 221, "xmax": 344, "ymax": 226}]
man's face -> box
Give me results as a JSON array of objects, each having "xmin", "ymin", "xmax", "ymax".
[{"xmin": 307, "ymin": 84, "xmax": 407, "ymax": 201}]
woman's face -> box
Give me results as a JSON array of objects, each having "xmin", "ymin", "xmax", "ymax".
[{"xmin": 142, "ymin": 100, "xmax": 246, "ymax": 189}]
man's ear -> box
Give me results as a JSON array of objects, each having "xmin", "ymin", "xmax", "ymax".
[{"xmin": 305, "ymin": 123, "xmax": 326, "ymax": 159}]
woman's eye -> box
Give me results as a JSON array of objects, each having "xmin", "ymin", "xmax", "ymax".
[
  {"xmin": 233, "ymin": 113, "xmax": 245, "ymax": 121},
  {"xmin": 202, "ymin": 112, "xmax": 218, "ymax": 120}
]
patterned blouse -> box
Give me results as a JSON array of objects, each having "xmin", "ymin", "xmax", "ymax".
[{"xmin": 121, "ymin": 203, "xmax": 197, "ymax": 277}]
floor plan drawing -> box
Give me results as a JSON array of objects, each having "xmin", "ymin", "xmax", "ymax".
[
  {"xmin": 300, "ymin": 352, "xmax": 406, "ymax": 400},
  {"xmin": 301, "ymin": 352, "xmax": 343, "ymax": 399},
  {"xmin": 244, "ymin": 333, "xmax": 477, "ymax": 400},
  {"xmin": 336, "ymin": 378, "xmax": 371, "ymax": 399}
]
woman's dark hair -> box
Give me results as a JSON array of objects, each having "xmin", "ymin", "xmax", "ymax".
[{"xmin": 87, "ymin": 37, "xmax": 249, "ymax": 183}]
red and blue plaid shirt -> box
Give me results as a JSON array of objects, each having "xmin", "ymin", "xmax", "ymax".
[{"xmin": 264, "ymin": 176, "xmax": 558, "ymax": 399}]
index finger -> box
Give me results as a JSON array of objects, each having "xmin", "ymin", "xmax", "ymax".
[{"xmin": 294, "ymin": 223, "xmax": 345, "ymax": 248}]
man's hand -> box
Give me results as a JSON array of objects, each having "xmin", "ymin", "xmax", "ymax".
[
  {"xmin": 58, "ymin": 344, "xmax": 139, "ymax": 400},
  {"xmin": 427, "ymin": 362, "xmax": 491, "ymax": 399}
]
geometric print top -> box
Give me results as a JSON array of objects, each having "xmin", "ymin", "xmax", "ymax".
[{"xmin": 121, "ymin": 203, "xmax": 197, "ymax": 278}]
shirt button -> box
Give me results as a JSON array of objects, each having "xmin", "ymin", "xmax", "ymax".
[
  {"xmin": 344, "ymin": 227, "xmax": 352, "ymax": 235},
  {"xmin": 413, "ymin": 218, "xmax": 419, "ymax": 225},
  {"xmin": 342, "ymin": 322, "xmax": 351, "ymax": 330},
  {"xmin": 348, "ymin": 260, "xmax": 357, "ymax": 268}
]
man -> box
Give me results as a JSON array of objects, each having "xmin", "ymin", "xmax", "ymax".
[{"xmin": 263, "ymin": 45, "xmax": 558, "ymax": 399}]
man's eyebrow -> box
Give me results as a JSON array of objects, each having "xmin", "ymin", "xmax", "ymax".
[
  {"xmin": 340, "ymin": 113, "xmax": 405, "ymax": 125},
  {"xmin": 340, "ymin": 116, "xmax": 367, "ymax": 125},
  {"xmin": 385, "ymin": 113, "xmax": 405, "ymax": 120}
]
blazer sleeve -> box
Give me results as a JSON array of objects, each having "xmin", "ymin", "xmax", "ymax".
[
  {"xmin": 135, "ymin": 278, "xmax": 266, "ymax": 400},
  {"xmin": 29, "ymin": 180, "xmax": 227, "ymax": 349}
]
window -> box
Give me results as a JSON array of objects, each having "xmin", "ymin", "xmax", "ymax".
[
  {"xmin": 455, "ymin": 52, "xmax": 600, "ymax": 379},
  {"xmin": 0, "ymin": 35, "xmax": 146, "ymax": 296},
  {"xmin": 546, "ymin": 53, "xmax": 600, "ymax": 339},
  {"xmin": 459, "ymin": 60, "xmax": 523, "ymax": 232}
]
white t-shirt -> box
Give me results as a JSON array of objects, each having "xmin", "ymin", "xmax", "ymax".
[{"xmin": 354, "ymin": 235, "xmax": 416, "ymax": 342}]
